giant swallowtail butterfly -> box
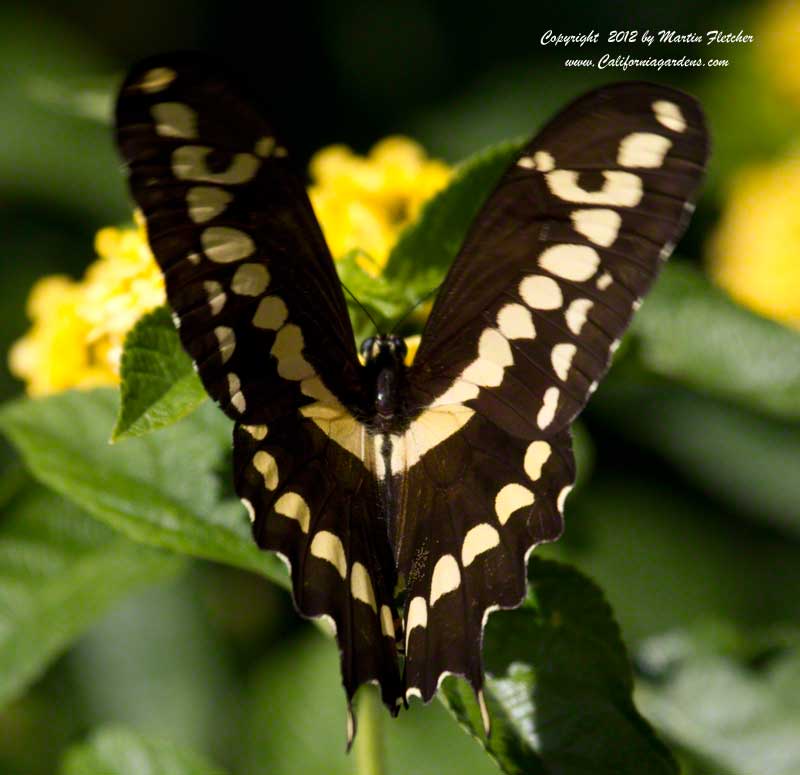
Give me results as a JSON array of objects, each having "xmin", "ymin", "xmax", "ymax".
[{"xmin": 115, "ymin": 54, "xmax": 709, "ymax": 745}]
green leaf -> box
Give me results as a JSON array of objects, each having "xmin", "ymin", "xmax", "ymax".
[
  {"xmin": 0, "ymin": 9, "xmax": 129, "ymax": 222},
  {"xmin": 0, "ymin": 389, "xmax": 288, "ymax": 588},
  {"xmin": 335, "ymin": 250, "xmax": 409, "ymax": 340},
  {"xmin": 592, "ymin": 377, "xmax": 800, "ymax": 537},
  {"xmin": 384, "ymin": 139, "xmax": 522, "ymax": 309},
  {"xmin": 243, "ymin": 626, "xmax": 498, "ymax": 775},
  {"xmin": 0, "ymin": 482, "xmax": 182, "ymax": 708},
  {"xmin": 637, "ymin": 630, "xmax": 800, "ymax": 775},
  {"xmin": 632, "ymin": 263, "xmax": 800, "ymax": 420},
  {"xmin": 60, "ymin": 726, "xmax": 228, "ymax": 775},
  {"xmin": 440, "ymin": 558, "xmax": 678, "ymax": 775},
  {"xmin": 113, "ymin": 306, "xmax": 207, "ymax": 441}
]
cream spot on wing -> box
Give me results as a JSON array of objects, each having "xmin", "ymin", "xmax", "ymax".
[
  {"xmin": 618, "ymin": 132, "xmax": 672, "ymax": 168},
  {"xmin": 274, "ymin": 491, "xmax": 310, "ymax": 533},
  {"xmin": 461, "ymin": 359, "xmax": 503, "ymax": 388},
  {"xmin": 214, "ymin": 326, "xmax": 236, "ymax": 364},
  {"xmin": 430, "ymin": 554, "xmax": 461, "ymax": 606},
  {"xmin": 570, "ymin": 208, "xmax": 621, "ymax": 247},
  {"xmin": 406, "ymin": 687, "xmax": 423, "ymax": 701},
  {"xmin": 596, "ymin": 272, "xmax": 613, "ymax": 290},
  {"xmin": 524, "ymin": 440, "xmax": 551, "ymax": 481},
  {"xmin": 351, "ymin": 562, "xmax": 377, "ymax": 612},
  {"xmin": 495, "ymin": 483, "xmax": 534, "ymax": 524},
  {"xmin": 461, "ymin": 328, "xmax": 513, "ymax": 388},
  {"xmin": 558, "ymin": 485, "xmax": 573, "ymax": 513},
  {"xmin": 389, "ymin": 405, "xmax": 474, "ymax": 473},
  {"xmin": 255, "ymin": 136, "xmax": 276, "ymax": 157},
  {"xmin": 461, "ymin": 523, "xmax": 500, "ymax": 567},
  {"xmin": 310, "ymin": 531, "xmax": 347, "ymax": 579},
  {"xmin": 632, "ymin": 298, "xmax": 642, "ymax": 311},
  {"xmin": 551, "ymin": 342, "xmax": 577, "ymax": 381},
  {"xmin": 172, "ymin": 145, "xmax": 260, "ymax": 184},
  {"xmin": 660, "ymin": 240, "xmax": 675, "ymax": 261},
  {"xmin": 242, "ymin": 424, "xmax": 267, "ymax": 440},
  {"xmin": 431, "ymin": 379, "xmax": 480, "ymax": 407},
  {"xmin": 151, "ymin": 102, "xmax": 198, "ymax": 139},
  {"xmin": 300, "ymin": 376, "xmax": 337, "ymax": 402},
  {"xmin": 187, "ymin": 252, "xmax": 201, "ymax": 265},
  {"xmin": 304, "ymin": 410, "xmax": 363, "ymax": 451},
  {"xmin": 477, "ymin": 690, "xmax": 491, "ymax": 737},
  {"xmin": 240, "ymin": 497, "xmax": 255, "ymax": 523},
  {"xmin": 271, "ymin": 324, "xmax": 315, "ymax": 381},
  {"xmin": 201, "ymin": 226, "xmax": 254, "ymax": 263},
  {"xmin": 519, "ymin": 274, "xmax": 563, "ymax": 310},
  {"xmin": 253, "ymin": 296, "xmax": 288, "ymax": 330},
  {"xmin": 406, "ymin": 596, "xmax": 428, "ymax": 650},
  {"xmin": 479, "ymin": 328, "xmax": 513, "ymax": 366},
  {"xmin": 652, "ymin": 100, "xmax": 686, "ymax": 133},
  {"xmin": 380, "ymin": 605, "xmax": 395, "ymax": 639},
  {"xmin": 171, "ymin": 312, "xmax": 180, "ymax": 330},
  {"xmin": 231, "ymin": 262, "xmax": 269, "ymax": 296},
  {"xmin": 497, "ymin": 303, "xmax": 535, "ymax": 340},
  {"xmin": 534, "ymin": 151, "xmax": 555, "ymax": 171},
  {"xmin": 227, "ymin": 373, "xmax": 246, "ymax": 413},
  {"xmin": 187, "ymin": 186, "xmax": 233, "ymax": 223},
  {"xmin": 539, "ymin": 244, "xmax": 600, "ymax": 282},
  {"xmin": 565, "ymin": 298, "xmax": 593, "ymax": 335},
  {"xmin": 517, "ymin": 156, "xmax": 535, "ymax": 169},
  {"xmin": 537, "ymin": 386, "xmax": 559, "ymax": 430},
  {"xmin": 202, "ymin": 280, "xmax": 226, "ymax": 316},
  {"xmin": 545, "ymin": 169, "xmax": 643, "ymax": 207},
  {"xmin": 136, "ymin": 66, "xmax": 176, "ymax": 92},
  {"xmin": 253, "ymin": 450, "xmax": 278, "ymax": 490}
]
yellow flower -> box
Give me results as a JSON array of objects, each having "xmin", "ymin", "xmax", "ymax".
[
  {"xmin": 708, "ymin": 156, "xmax": 800, "ymax": 328},
  {"xmin": 309, "ymin": 136, "xmax": 451, "ymax": 274},
  {"xmin": 9, "ymin": 219, "xmax": 165, "ymax": 396},
  {"xmin": 757, "ymin": 0, "xmax": 800, "ymax": 107},
  {"xmin": 10, "ymin": 137, "xmax": 449, "ymax": 395}
]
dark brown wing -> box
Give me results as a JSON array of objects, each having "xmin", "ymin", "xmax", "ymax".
[
  {"xmin": 115, "ymin": 53, "xmax": 402, "ymax": 741},
  {"xmin": 396, "ymin": 83, "xmax": 709, "ymax": 718}
]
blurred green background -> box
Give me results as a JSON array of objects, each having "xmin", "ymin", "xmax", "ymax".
[{"xmin": 2, "ymin": 0, "xmax": 800, "ymax": 773}]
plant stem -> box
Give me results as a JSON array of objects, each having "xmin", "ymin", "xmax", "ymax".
[{"xmin": 354, "ymin": 686, "xmax": 385, "ymax": 775}]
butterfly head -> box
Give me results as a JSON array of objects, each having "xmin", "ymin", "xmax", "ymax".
[{"xmin": 360, "ymin": 335, "xmax": 407, "ymax": 367}]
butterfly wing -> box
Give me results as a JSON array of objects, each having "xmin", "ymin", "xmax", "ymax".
[
  {"xmin": 396, "ymin": 83, "xmax": 710, "ymax": 713},
  {"xmin": 115, "ymin": 54, "xmax": 402, "ymax": 734}
]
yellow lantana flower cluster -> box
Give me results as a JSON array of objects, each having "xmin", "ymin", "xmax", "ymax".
[
  {"xmin": 709, "ymin": 157, "xmax": 800, "ymax": 329},
  {"xmin": 308, "ymin": 136, "xmax": 451, "ymax": 275},
  {"xmin": 757, "ymin": 0, "xmax": 800, "ymax": 108},
  {"xmin": 9, "ymin": 219, "xmax": 165, "ymax": 396},
  {"xmin": 9, "ymin": 137, "xmax": 450, "ymax": 395}
]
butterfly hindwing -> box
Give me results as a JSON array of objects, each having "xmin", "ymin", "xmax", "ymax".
[{"xmin": 234, "ymin": 418, "xmax": 402, "ymax": 717}]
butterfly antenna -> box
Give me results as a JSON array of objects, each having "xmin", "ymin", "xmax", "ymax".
[
  {"xmin": 389, "ymin": 283, "xmax": 441, "ymax": 334},
  {"xmin": 340, "ymin": 279, "xmax": 381, "ymax": 335}
]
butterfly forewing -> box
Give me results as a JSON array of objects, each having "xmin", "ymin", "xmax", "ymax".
[{"xmin": 115, "ymin": 55, "xmax": 361, "ymax": 423}]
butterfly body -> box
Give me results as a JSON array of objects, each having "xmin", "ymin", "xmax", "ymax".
[{"xmin": 115, "ymin": 55, "xmax": 709, "ymax": 744}]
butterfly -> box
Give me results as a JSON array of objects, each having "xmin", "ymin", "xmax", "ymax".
[{"xmin": 115, "ymin": 54, "xmax": 709, "ymax": 745}]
